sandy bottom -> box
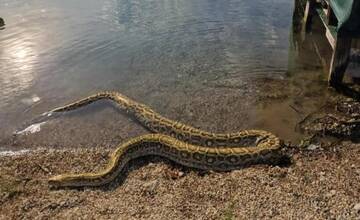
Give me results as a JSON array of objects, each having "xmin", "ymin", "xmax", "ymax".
[{"xmin": 0, "ymin": 141, "xmax": 359, "ymax": 219}]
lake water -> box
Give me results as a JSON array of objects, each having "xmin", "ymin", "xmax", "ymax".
[{"xmin": 0, "ymin": 0, "xmax": 343, "ymax": 150}]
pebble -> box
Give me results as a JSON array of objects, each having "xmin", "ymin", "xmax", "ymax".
[
  {"xmin": 178, "ymin": 171, "xmax": 184, "ymax": 177},
  {"xmin": 325, "ymin": 190, "xmax": 336, "ymax": 197},
  {"xmin": 307, "ymin": 144, "xmax": 319, "ymax": 151},
  {"xmin": 143, "ymin": 180, "xmax": 159, "ymax": 193},
  {"xmin": 354, "ymin": 203, "xmax": 360, "ymax": 211},
  {"xmin": 319, "ymin": 172, "xmax": 326, "ymax": 181}
]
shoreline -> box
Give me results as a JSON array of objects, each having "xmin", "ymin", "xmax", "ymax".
[{"xmin": 1, "ymin": 82, "xmax": 359, "ymax": 219}]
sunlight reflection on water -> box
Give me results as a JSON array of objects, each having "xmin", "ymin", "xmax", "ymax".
[{"xmin": 1, "ymin": 38, "xmax": 37, "ymax": 103}]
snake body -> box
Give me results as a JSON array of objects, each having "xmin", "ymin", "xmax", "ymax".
[{"xmin": 46, "ymin": 91, "xmax": 282, "ymax": 187}]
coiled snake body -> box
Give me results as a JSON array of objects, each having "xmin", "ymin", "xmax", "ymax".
[{"xmin": 46, "ymin": 92, "xmax": 282, "ymax": 187}]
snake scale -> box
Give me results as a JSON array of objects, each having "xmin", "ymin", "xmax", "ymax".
[{"xmin": 46, "ymin": 91, "xmax": 282, "ymax": 187}]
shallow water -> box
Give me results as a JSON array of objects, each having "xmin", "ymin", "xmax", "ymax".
[{"xmin": 0, "ymin": 0, "xmax": 346, "ymax": 150}]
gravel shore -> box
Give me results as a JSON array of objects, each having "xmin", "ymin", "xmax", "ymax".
[{"xmin": 1, "ymin": 140, "xmax": 359, "ymax": 219}]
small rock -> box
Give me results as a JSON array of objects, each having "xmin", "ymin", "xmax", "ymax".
[
  {"xmin": 164, "ymin": 167, "xmax": 185, "ymax": 180},
  {"xmin": 354, "ymin": 203, "xmax": 360, "ymax": 212},
  {"xmin": 143, "ymin": 180, "xmax": 158, "ymax": 194},
  {"xmin": 307, "ymin": 144, "xmax": 319, "ymax": 150},
  {"xmin": 178, "ymin": 171, "xmax": 184, "ymax": 177},
  {"xmin": 0, "ymin": 17, "xmax": 4, "ymax": 27},
  {"xmin": 326, "ymin": 190, "xmax": 336, "ymax": 197},
  {"xmin": 319, "ymin": 171, "xmax": 326, "ymax": 181}
]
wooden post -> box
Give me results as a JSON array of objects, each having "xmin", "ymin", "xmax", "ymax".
[
  {"xmin": 303, "ymin": 0, "xmax": 317, "ymax": 32},
  {"xmin": 293, "ymin": 0, "xmax": 306, "ymax": 34},
  {"xmin": 327, "ymin": 8, "xmax": 337, "ymax": 26},
  {"xmin": 328, "ymin": 32, "xmax": 352, "ymax": 87}
]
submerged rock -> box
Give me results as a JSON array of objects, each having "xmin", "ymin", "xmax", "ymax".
[{"xmin": 0, "ymin": 17, "xmax": 4, "ymax": 27}]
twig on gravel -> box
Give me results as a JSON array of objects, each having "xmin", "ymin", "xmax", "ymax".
[{"xmin": 36, "ymin": 163, "xmax": 51, "ymax": 174}]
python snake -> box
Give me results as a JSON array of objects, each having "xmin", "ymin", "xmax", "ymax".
[{"xmin": 46, "ymin": 91, "xmax": 282, "ymax": 187}]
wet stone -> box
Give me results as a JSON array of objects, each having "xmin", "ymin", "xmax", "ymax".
[{"xmin": 307, "ymin": 144, "xmax": 320, "ymax": 151}]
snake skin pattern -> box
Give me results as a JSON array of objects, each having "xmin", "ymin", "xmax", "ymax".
[{"xmin": 46, "ymin": 91, "xmax": 282, "ymax": 187}]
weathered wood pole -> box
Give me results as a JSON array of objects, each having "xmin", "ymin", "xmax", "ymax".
[{"xmin": 328, "ymin": 32, "xmax": 352, "ymax": 87}]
